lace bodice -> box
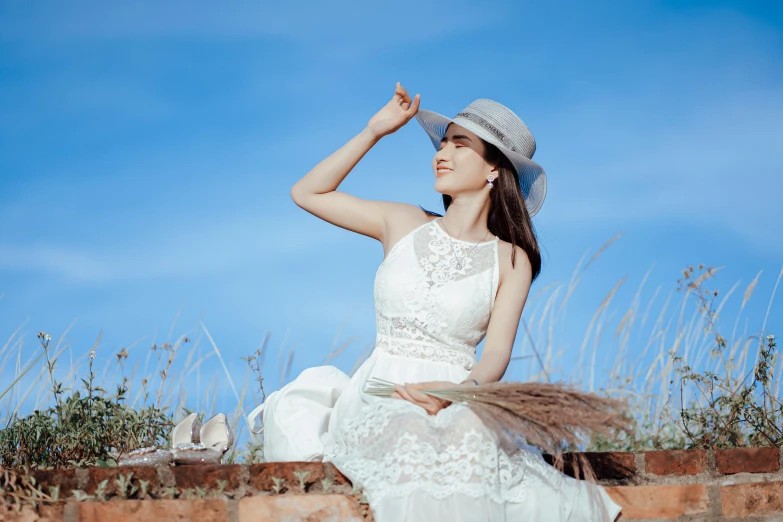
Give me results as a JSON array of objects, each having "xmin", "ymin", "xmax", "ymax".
[{"xmin": 373, "ymin": 217, "xmax": 500, "ymax": 370}]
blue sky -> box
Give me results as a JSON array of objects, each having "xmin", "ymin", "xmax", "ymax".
[{"xmin": 1, "ymin": 0, "xmax": 781, "ymax": 421}]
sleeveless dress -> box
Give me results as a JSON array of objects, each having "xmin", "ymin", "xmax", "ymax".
[{"xmin": 251, "ymin": 217, "xmax": 622, "ymax": 522}]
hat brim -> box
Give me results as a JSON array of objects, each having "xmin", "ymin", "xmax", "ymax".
[{"xmin": 415, "ymin": 109, "xmax": 547, "ymax": 217}]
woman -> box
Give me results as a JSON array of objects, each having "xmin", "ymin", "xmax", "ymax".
[{"xmin": 250, "ymin": 82, "xmax": 622, "ymax": 521}]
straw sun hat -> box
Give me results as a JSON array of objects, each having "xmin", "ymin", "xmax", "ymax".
[{"xmin": 415, "ymin": 98, "xmax": 547, "ymax": 217}]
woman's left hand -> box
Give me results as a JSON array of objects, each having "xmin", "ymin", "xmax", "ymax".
[{"xmin": 391, "ymin": 381, "xmax": 455, "ymax": 415}]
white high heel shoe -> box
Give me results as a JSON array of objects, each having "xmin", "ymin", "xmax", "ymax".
[
  {"xmin": 171, "ymin": 411, "xmax": 202, "ymax": 446},
  {"xmin": 118, "ymin": 412, "xmax": 202, "ymax": 466},
  {"xmin": 201, "ymin": 413, "xmax": 234, "ymax": 453},
  {"xmin": 171, "ymin": 413, "xmax": 234, "ymax": 465}
]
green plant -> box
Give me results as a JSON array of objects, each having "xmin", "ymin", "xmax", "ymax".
[
  {"xmin": 0, "ymin": 469, "xmax": 59, "ymax": 511},
  {"xmin": 293, "ymin": 470, "xmax": 310, "ymax": 490},
  {"xmin": 584, "ymin": 264, "xmax": 780, "ymax": 452},
  {"xmin": 586, "ymin": 400, "xmax": 689, "ymax": 452},
  {"xmin": 270, "ymin": 476, "xmax": 286, "ymax": 494},
  {"xmin": 669, "ymin": 265, "xmax": 781, "ymax": 448},
  {"xmin": 0, "ymin": 333, "xmax": 174, "ymax": 469},
  {"xmin": 239, "ymin": 340, "xmax": 269, "ymax": 464},
  {"xmin": 115, "ymin": 473, "xmax": 138, "ymax": 499},
  {"xmin": 214, "ymin": 479, "xmax": 228, "ymax": 498}
]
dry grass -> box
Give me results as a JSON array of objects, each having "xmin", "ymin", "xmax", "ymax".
[
  {"xmin": 1, "ymin": 240, "xmax": 780, "ymax": 461},
  {"xmin": 365, "ymin": 376, "xmax": 632, "ymax": 482}
]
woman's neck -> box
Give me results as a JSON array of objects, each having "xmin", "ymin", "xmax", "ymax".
[{"xmin": 439, "ymin": 209, "xmax": 493, "ymax": 243}]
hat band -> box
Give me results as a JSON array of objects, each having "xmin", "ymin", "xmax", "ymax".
[{"xmin": 455, "ymin": 111, "xmax": 525, "ymax": 156}]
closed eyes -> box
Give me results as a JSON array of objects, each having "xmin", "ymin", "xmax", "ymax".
[{"xmin": 440, "ymin": 135, "xmax": 472, "ymax": 148}]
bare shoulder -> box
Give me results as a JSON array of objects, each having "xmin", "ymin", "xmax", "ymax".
[
  {"xmin": 496, "ymin": 239, "xmax": 532, "ymax": 288},
  {"xmin": 381, "ymin": 203, "xmax": 437, "ymax": 258}
]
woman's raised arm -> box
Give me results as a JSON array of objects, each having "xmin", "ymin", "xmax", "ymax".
[{"xmin": 290, "ymin": 82, "xmax": 420, "ymax": 242}]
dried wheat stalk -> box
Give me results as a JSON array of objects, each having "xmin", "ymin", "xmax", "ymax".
[{"xmin": 364, "ymin": 377, "xmax": 633, "ymax": 483}]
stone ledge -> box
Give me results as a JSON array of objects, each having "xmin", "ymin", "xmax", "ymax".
[{"xmin": 5, "ymin": 448, "xmax": 783, "ymax": 521}]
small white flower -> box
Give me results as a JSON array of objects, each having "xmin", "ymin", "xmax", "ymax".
[
  {"xmin": 44, "ymin": 334, "xmax": 51, "ymax": 343},
  {"xmin": 766, "ymin": 334, "xmax": 775, "ymax": 342},
  {"xmin": 89, "ymin": 350, "xmax": 96, "ymax": 361}
]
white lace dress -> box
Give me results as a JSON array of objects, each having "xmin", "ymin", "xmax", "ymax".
[{"xmin": 255, "ymin": 217, "xmax": 622, "ymax": 522}]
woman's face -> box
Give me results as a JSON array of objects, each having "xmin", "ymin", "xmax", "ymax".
[{"xmin": 432, "ymin": 123, "xmax": 495, "ymax": 195}]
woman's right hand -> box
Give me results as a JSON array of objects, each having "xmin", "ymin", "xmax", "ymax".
[{"xmin": 366, "ymin": 82, "xmax": 421, "ymax": 140}]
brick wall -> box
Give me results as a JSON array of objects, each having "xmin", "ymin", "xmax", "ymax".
[{"xmin": 3, "ymin": 448, "xmax": 783, "ymax": 521}]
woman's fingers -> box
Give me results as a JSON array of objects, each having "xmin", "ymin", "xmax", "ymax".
[
  {"xmin": 397, "ymin": 83, "xmax": 412, "ymax": 106},
  {"xmin": 401, "ymin": 91, "xmax": 411, "ymax": 108},
  {"xmin": 392, "ymin": 82, "xmax": 403, "ymax": 103},
  {"xmin": 395, "ymin": 383, "xmax": 435, "ymax": 411},
  {"xmin": 407, "ymin": 93, "xmax": 421, "ymax": 115},
  {"xmin": 396, "ymin": 81, "xmax": 408, "ymax": 100},
  {"xmin": 391, "ymin": 381, "xmax": 448, "ymax": 415},
  {"xmin": 404, "ymin": 383, "xmax": 433, "ymax": 403},
  {"xmin": 394, "ymin": 383, "xmax": 416, "ymax": 402},
  {"xmin": 390, "ymin": 82, "xmax": 418, "ymax": 116}
]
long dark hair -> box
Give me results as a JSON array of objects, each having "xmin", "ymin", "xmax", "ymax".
[{"xmin": 419, "ymin": 139, "xmax": 542, "ymax": 282}]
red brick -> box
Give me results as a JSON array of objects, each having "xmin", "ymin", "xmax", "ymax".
[
  {"xmin": 171, "ymin": 464, "xmax": 241, "ymax": 492},
  {"xmin": 238, "ymin": 494, "xmax": 363, "ymax": 522},
  {"xmin": 85, "ymin": 466, "xmax": 158, "ymax": 496},
  {"xmin": 29, "ymin": 468, "xmax": 79, "ymax": 498},
  {"xmin": 721, "ymin": 481, "xmax": 783, "ymax": 517},
  {"xmin": 645, "ymin": 449, "xmax": 706, "ymax": 476},
  {"xmin": 543, "ymin": 452, "xmax": 636, "ymax": 480},
  {"xmin": 716, "ymin": 447, "xmax": 779, "ymax": 474},
  {"xmin": 248, "ymin": 462, "xmax": 330, "ymax": 494},
  {"xmin": 604, "ymin": 484, "xmax": 709, "ymax": 519},
  {"xmin": 78, "ymin": 499, "xmax": 228, "ymax": 522},
  {"xmin": 0, "ymin": 503, "xmax": 63, "ymax": 521}
]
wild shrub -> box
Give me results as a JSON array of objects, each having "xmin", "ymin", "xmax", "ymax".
[
  {"xmin": 588, "ymin": 265, "xmax": 780, "ymax": 451},
  {"xmin": 0, "ymin": 333, "xmax": 173, "ymax": 469},
  {"xmin": 671, "ymin": 265, "xmax": 780, "ymax": 448}
]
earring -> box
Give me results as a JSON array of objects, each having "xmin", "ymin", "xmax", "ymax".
[{"xmin": 487, "ymin": 175, "xmax": 495, "ymax": 189}]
